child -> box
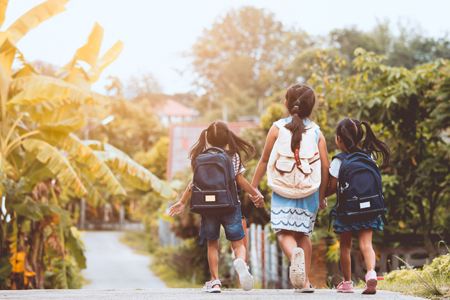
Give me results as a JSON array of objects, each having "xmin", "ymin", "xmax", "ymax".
[
  {"xmin": 168, "ymin": 121, "xmax": 263, "ymax": 293},
  {"xmin": 250, "ymin": 84, "xmax": 330, "ymax": 292},
  {"xmin": 325, "ymin": 117, "xmax": 390, "ymax": 294}
]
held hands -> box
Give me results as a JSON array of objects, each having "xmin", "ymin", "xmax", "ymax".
[
  {"xmin": 168, "ymin": 201, "xmax": 185, "ymax": 216},
  {"xmin": 319, "ymin": 198, "xmax": 328, "ymax": 211},
  {"xmin": 249, "ymin": 188, "xmax": 265, "ymax": 208}
]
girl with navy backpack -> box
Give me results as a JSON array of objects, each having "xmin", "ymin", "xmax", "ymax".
[
  {"xmin": 168, "ymin": 121, "xmax": 264, "ymax": 293},
  {"xmin": 250, "ymin": 84, "xmax": 330, "ymax": 292},
  {"xmin": 326, "ymin": 117, "xmax": 390, "ymax": 294}
]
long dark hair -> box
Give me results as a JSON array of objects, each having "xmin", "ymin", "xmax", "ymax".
[
  {"xmin": 188, "ymin": 121, "xmax": 255, "ymax": 169},
  {"xmin": 336, "ymin": 117, "xmax": 391, "ymax": 165},
  {"xmin": 284, "ymin": 84, "xmax": 316, "ymax": 153}
]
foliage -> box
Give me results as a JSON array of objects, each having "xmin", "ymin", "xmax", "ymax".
[
  {"xmin": 0, "ymin": 0, "xmax": 174, "ymax": 290},
  {"xmin": 87, "ymin": 97, "xmax": 165, "ymax": 154},
  {"xmin": 134, "ymin": 137, "xmax": 169, "ymax": 179},
  {"xmin": 307, "ymin": 47, "xmax": 450, "ymax": 258},
  {"xmin": 354, "ymin": 252, "xmax": 450, "ymax": 299},
  {"xmin": 329, "ymin": 20, "xmax": 450, "ymax": 73},
  {"xmin": 189, "ymin": 6, "xmax": 311, "ymax": 121}
]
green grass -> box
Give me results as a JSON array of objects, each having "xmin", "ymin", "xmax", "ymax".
[
  {"xmin": 119, "ymin": 231, "xmax": 148, "ymax": 252},
  {"xmin": 353, "ymin": 254, "xmax": 450, "ymax": 299},
  {"xmin": 149, "ymin": 262, "xmax": 203, "ymax": 288},
  {"xmin": 119, "ymin": 231, "xmax": 202, "ymax": 289}
]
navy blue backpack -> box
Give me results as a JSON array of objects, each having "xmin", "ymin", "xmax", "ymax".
[
  {"xmin": 190, "ymin": 147, "xmax": 239, "ymax": 216},
  {"xmin": 329, "ymin": 151, "xmax": 388, "ymax": 230}
]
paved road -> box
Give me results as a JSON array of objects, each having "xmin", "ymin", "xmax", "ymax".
[
  {"xmin": 81, "ymin": 231, "xmax": 167, "ymax": 289},
  {"xmin": 0, "ymin": 289, "xmax": 424, "ymax": 299}
]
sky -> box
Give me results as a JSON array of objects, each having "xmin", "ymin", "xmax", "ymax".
[{"xmin": 2, "ymin": 0, "xmax": 449, "ymax": 95}]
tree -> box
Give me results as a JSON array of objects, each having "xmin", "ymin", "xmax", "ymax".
[
  {"xmin": 309, "ymin": 47, "xmax": 450, "ymax": 258},
  {"xmin": 189, "ymin": 6, "xmax": 311, "ymax": 120},
  {"xmin": 329, "ymin": 21, "xmax": 450, "ymax": 72},
  {"xmin": 0, "ymin": 0, "xmax": 174, "ymax": 289}
]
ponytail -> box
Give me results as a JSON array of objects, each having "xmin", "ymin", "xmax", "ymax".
[
  {"xmin": 361, "ymin": 121, "xmax": 391, "ymax": 165},
  {"xmin": 336, "ymin": 118, "xmax": 391, "ymax": 166},
  {"xmin": 285, "ymin": 114, "xmax": 306, "ymax": 153},
  {"xmin": 188, "ymin": 129, "xmax": 207, "ymax": 169},
  {"xmin": 284, "ymin": 84, "xmax": 315, "ymax": 153},
  {"xmin": 189, "ymin": 122, "xmax": 255, "ymax": 170}
]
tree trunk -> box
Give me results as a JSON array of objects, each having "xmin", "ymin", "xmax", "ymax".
[
  {"xmin": 423, "ymin": 227, "xmax": 437, "ymax": 260},
  {"xmin": 28, "ymin": 221, "xmax": 45, "ymax": 289}
]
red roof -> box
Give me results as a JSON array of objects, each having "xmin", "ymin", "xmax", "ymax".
[{"xmin": 156, "ymin": 99, "xmax": 197, "ymax": 117}]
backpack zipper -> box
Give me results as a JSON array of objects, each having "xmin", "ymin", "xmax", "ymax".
[
  {"xmin": 348, "ymin": 194, "xmax": 378, "ymax": 201},
  {"xmin": 192, "ymin": 204, "xmax": 230, "ymax": 209},
  {"xmin": 193, "ymin": 190, "xmax": 227, "ymax": 193}
]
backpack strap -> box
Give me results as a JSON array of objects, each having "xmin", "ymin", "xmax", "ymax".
[{"xmin": 381, "ymin": 213, "xmax": 389, "ymax": 226}]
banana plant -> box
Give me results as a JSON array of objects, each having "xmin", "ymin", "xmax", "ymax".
[{"xmin": 0, "ymin": 0, "xmax": 175, "ymax": 289}]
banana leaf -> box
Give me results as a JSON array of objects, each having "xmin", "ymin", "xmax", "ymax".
[
  {"xmin": 22, "ymin": 139, "xmax": 87, "ymax": 197},
  {"xmin": 63, "ymin": 23, "xmax": 103, "ymax": 70},
  {"xmin": 65, "ymin": 226, "xmax": 86, "ymax": 269},
  {"xmin": 75, "ymin": 165, "xmax": 107, "ymax": 207},
  {"xmin": 88, "ymin": 40, "xmax": 123, "ymax": 83},
  {"xmin": 43, "ymin": 133, "xmax": 126, "ymax": 197},
  {"xmin": 1, "ymin": 153, "xmax": 17, "ymax": 179},
  {"xmin": 0, "ymin": 0, "xmax": 8, "ymax": 28},
  {"xmin": 11, "ymin": 196, "xmax": 71, "ymax": 227},
  {"xmin": 93, "ymin": 145, "xmax": 175, "ymax": 200},
  {"xmin": 8, "ymin": 76, "xmax": 109, "ymax": 107},
  {"xmin": 0, "ymin": 254, "xmax": 12, "ymax": 285},
  {"xmin": 6, "ymin": 0, "xmax": 69, "ymax": 43},
  {"xmin": 36, "ymin": 116, "xmax": 86, "ymax": 134},
  {"xmin": 0, "ymin": 33, "xmax": 16, "ymax": 107}
]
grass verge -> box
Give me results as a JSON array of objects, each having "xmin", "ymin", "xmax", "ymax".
[{"xmin": 354, "ymin": 254, "xmax": 450, "ymax": 299}]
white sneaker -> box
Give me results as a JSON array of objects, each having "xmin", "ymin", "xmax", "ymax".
[
  {"xmin": 290, "ymin": 247, "xmax": 306, "ymax": 289},
  {"xmin": 233, "ymin": 258, "xmax": 254, "ymax": 291}
]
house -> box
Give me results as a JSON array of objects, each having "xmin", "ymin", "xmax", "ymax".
[
  {"xmin": 166, "ymin": 122, "xmax": 259, "ymax": 180},
  {"xmin": 156, "ymin": 99, "xmax": 198, "ymax": 127}
]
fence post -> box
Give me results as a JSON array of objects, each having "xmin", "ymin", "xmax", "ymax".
[
  {"xmin": 256, "ymin": 224, "xmax": 263, "ymax": 284},
  {"xmin": 250, "ymin": 223, "xmax": 258, "ymax": 282},
  {"xmin": 270, "ymin": 242, "xmax": 278, "ymax": 286},
  {"xmin": 282, "ymin": 251, "xmax": 288, "ymax": 289},
  {"xmin": 264, "ymin": 226, "xmax": 270, "ymax": 288}
]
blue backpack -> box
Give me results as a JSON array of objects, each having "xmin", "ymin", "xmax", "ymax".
[
  {"xmin": 329, "ymin": 151, "xmax": 388, "ymax": 230},
  {"xmin": 190, "ymin": 147, "xmax": 239, "ymax": 216}
]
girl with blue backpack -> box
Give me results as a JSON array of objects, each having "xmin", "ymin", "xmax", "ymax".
[
  {"xmin": 168, "ymin": 121, "xmax": 264, "ymax": 293},
  {"xmin": 250, "ymin": 84, "xmax": 330, "ymax": 292},
  {"xmin": 326, "ymin": 117, "xmax": 390, "ymax": 294}
]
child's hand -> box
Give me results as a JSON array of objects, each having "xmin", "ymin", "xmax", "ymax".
[
  {"xmin": 319, "ymin": 198, "xmax": 328, "ymax": 211},
  {"xmin": 168, "ymin": 201, "xmax": 185, "ymax": 216},
  {"xmin": 255, "ymin": 198, "xmax": 265, "ymax": 208},
  {"xmin": 250, "ymin": 189, "xmax": 264, "ymax": 208}
]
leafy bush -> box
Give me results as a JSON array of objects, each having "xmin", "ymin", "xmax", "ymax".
[{"xmin": 355, "ymin": 253, "xmax": 450, "ymax": 299}]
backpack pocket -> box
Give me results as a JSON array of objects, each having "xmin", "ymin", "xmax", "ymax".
[
  {"xmin": 342, "ymin": 194, "xmax": 386, "ymax": 222},
  {"xmin": 191, "ymin": 190, "xmax": 236, "ymax": 215},
  {"xmin": 274, "ymin": 157, "xmax": 296, "ymax": 188}
]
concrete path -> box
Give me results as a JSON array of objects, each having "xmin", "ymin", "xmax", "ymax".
[
  {"xmin": 0, "ymin": 289, "xmax": 424, "ymax": 299},
  {"xmin": 81, "ymin": 231, "xmax": 167, "ymax": 289}
]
